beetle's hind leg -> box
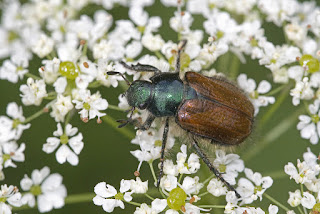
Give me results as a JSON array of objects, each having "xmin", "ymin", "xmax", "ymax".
[
  {"xmin": 191, "ymin": 137, "xmax": 241, "ymax": 198},
  {"xmin": 120, "ymin": 61, "xmax": 161, "ymax": 74},
  {"xmin": 157, "ymin": 117, "xmax": 170, "ymax": 188}
]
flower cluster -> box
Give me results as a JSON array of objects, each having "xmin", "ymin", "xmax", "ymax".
[
  {"xmin": 1, "ymin": 0, "xmax": 320, "ymax": 213},
  {"xmin": 0, "ymin": 167, "xmax": 66, "ymax": 213},
  {"xmin": 285, "ymin": 148, "xmax": 320, "ymax": 213},
  {"xmin": 94, "ymin": 145, "xmax": 276, "ymax": 213}
]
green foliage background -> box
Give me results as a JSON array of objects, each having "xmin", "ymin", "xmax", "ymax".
[{"xmin": 1, "ymin": 1, "xmax": 320, "ymax": 213}]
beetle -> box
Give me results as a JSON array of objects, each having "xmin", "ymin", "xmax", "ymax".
[{"xmin": 108, "ymin": 40, "xmax": 254, "ymax": 198}]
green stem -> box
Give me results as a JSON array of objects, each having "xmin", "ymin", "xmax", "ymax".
[
  {"xmin": 155, "ymin": 51, "xmax": 164, "ymax": 59},
  {"xmin": 101, "ymin": 115, "xmax": 135, "ymax": 140},
  {"xmin": 242, "ymin": 105, "xmax": 305, "ymax": 161},
  {"xmin": 259, "ymin": 82, "xmax": 292, "ymax": 129},
  {"xmin": 88, "ymin": 81, "xmax": 101, "ymax": 88},
  {"xmin": 125, "ymin": 200, "xmax": 141, "ymax": 206},
  {"xmin": 202, "ymin": 174, "xmax": 215, "ymax": 185},
  {"xmin": 144, "ymin": 193, "xmax": 155, "ymax": 201},
  {"xmin": 25, "ymin": 72, "xmax": 41, "ymax": 80},
  {"xmin": 108, "ymin": 104, "xmax": 126, "ymax": 112},
  {"xmin": 82, "ymin": 40, "xmax": 88, "ymax": 56},
  {"xmin": 178, "ymin": 173, "xmax": 183, "ymax": 183},
  {"xmin": 297, "ymin": 205, "xmax": 306, "ymax": 214},
  {"xmin": 265, "ymin": 170, "xmax": 287, "ymax": 179},
  {"xmin": 13, "ymin": 192, "xmax": 95, "ymax": 211},
  {"xmin": 197, "ymin": 205, "xmax": 225, "ymax": 209},
  {"xmin": 228, "ymin": 53, "xmax": 240, "ymax": 80},
  {"xmin": 64, "ymin": 109, "xmax": 76, "ymax": 131},
  {"xmin": 198, "ymin": 191, "xmax": 209, "ymax": 198},
  {"xmin": 149, "ymin": 161, "xmax": 157, "ymax": 185},
  {"xmin": 23, "ymin": 108, "xmax": 47, "ymax": 124},
  {"xmin": 264, "ymin": 84, "xmax": 287, "ymax": 96},
  {"xmin": 217, "ymin": 52, "xmax": 231, "ymax": 74},
  {"xmin": 264, "ymin": 193, "xmax": 290, "ymax": 212},
  {"xmin": 300, "ymin": 183, "xmax": 304, "ymax": 197},
  {"xmin": 65, "ymin": 193, "xmax": 95, "ymax": 204}
]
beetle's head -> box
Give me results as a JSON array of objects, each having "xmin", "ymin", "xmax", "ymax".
[{"xmin": 126, "ymin": 80, "xmax": 152, "ymax": 110}]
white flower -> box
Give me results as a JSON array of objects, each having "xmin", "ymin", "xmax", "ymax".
[
  {"xmin": 213, "ymin": 150, "xmax": 244, "ymax": 185},
  {"xmin": 130, "ymin": 177, "xmax": 148, "ymax": 194},
  {"xmin": 31, "ymin": 33, "xmax": 54, "ymax": 58},
  {"xmin": 181, "ymin": 176, "xmax": 203, "ymax": 195},
  {"xmin": 268, "ymin": 205, "xmax": 279, "ymax": 214},
  {"xmin": 93, "ymin": 180, "xmax": 133, "ymax": 213},
  {"xmin": 42, "ymin": 123, "xmax": 84, "ymax": 166},
  {"xmin": 73, "ymin": 90, "xmax": 108, "ymax": 121},
  {"xmin": 297, "ymin": 99, "xmax": 320, "ymax": 144},
  {"xmin": 287, "ymin": 190, "xmax": 302, "ymax": 207},
  {"xmin": 134, "ymin": 199, "xmax": 167, "ymax": 214},
  {"xmin": 53, "ymin": 77, "xmax": 67, "ymax": 94},
  {"xmin": 2, "ymin": 141, "xmax": 25, "ymax": 168},
  {"xmin": 163, "ymin": 160, "xmax": 178, "ymax": 176},
  {"xmin": 237, "ymin": 168, "xmax": 273, "ymax": 204},
  {"xmin": 20, "ymin": 166, "xmax": 67, "ymax": 213},
  {"xmin": 170, "ymin": 11, "xmax": 193, "ymax": 34},
  {"xmin": 284, "ymin": 23, "xmax": 306, "ymax": 44},
  {"xmin": 131, "ymin": 128, "xmax": 175, "ymax": 163},
  {"xmin": 96, "ymin": 60, "xmax": 123, "ymax": 88},
  {"xmin": 92, "ymin": 39, "xmax": 125, "ymax": 60},
  {"xmin": 141, "ymin": 33, "xmax": 164, "ymax": 52},
  {"xmin": 290, "ymin": 77, "xmax": 314, "ymax": 106},
  {"xmin": 207, "ymin": 178, "xmax": 228, "ymax": 197},
  {"xmin": 0, "ymin": 102, "xmax": 31, "ymax": 142},
  {"xmin": 20, "ymin": 78, "xmax": 47, "ymax": 106},
  {"xmin": 50, "ymin": 95, "xmax": 74, "ymax": 122},
  {"xmin": 160, "ymin": 175, "xmax": 178, "ymax": 192},
  {"xmin": 0, "ymin": 184, "xmax": 22, "ymax": 213},
  {"xmin": 176, "ymin": 144, "xmax": 200, "ymax": 174},
  {"xmin": 237, "ymin": 73, "xmax": 275, "ymax": 115},
  {"xmin": 257, "ymin": 0, "xmax": 299, "ymax": 27},
  {"xmin": 284, "ymin": 160, "xmax": 316, "ymax": 184},
  {"xmin": 129, "ymin": 6, "xmax": 162, "ymax": 34},
  {"xmin": 301, "ymin": 191, "xmax": 316, "ymax": 209},
  {"xmin": 38, "ymin": 58, "xmax": 60, "ymax": 84},
  {"xmin": 0, "ymin": 53, "xmax": 29, "ymax": 83}
]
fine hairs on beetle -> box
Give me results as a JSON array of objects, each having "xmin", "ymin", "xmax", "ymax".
[{"xmin": 108, "ymin": 40, "xmax": 254, "ymax": 198}]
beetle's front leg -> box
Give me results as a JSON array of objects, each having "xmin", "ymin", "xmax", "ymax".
[
  {"xmin": 117, "ymin": 114, "xmax": 155, "ymax": 130},
  {"xmin": 157, "ymin": 117, "xmax": 169, "ymax": 187}
]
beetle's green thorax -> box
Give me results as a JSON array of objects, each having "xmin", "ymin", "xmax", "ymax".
[{"xmin": 126, "ymin": 80, "xmax": 152, "ymax": 109}]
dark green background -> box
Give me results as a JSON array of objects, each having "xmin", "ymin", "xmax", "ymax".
[{"xmin": 1, "ymin": 1, "xmax": 320, "ymax": 213}]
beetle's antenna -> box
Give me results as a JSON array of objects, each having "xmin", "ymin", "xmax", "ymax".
[
  {"xmin": 175, "ymin": 40, "xmax": 188, "ymax": 73},
  {"xmin": 107, "ymin": 71, "xmax": 131, "ymax": 86}
]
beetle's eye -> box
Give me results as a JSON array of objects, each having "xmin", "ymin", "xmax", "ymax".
[{"xmin": 138, "ymin": 103, "xmax": 148, "ymax": 110}]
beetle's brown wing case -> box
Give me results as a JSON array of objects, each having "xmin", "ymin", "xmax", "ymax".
[
  {"xmin": 185, "ymin": 72, "xmax": 254, "ymax": 118},
  {"xmin": 176, "ymin": 99, "xmax": 253, "ymax": 145}
]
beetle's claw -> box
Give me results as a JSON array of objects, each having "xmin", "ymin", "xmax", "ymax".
[{"xmin": 116, "ymin": 119, "xmax": 129, "ymax": 128}]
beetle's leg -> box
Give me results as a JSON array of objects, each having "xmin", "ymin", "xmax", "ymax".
[
  {"xmin": 157, "ymin": 117, "xmax": 170, "ymax": 187},
  {"xmin": 120, "ymin": 61, "xmax": 161, "ymax": 74},
  {"xmin": 175, "ymin": 39, "xmax": 188, "ymax": 73},
  {"xmin": 132, "ymin": 114, "xmax": 156, "ymax": 130},
  {"xmin": 117, "ymin": 114, "xmax": 155, "ymax": 130},
  {"xmin": 191, "ymin": 137, "xmax": 241, "ymax": 198}
]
